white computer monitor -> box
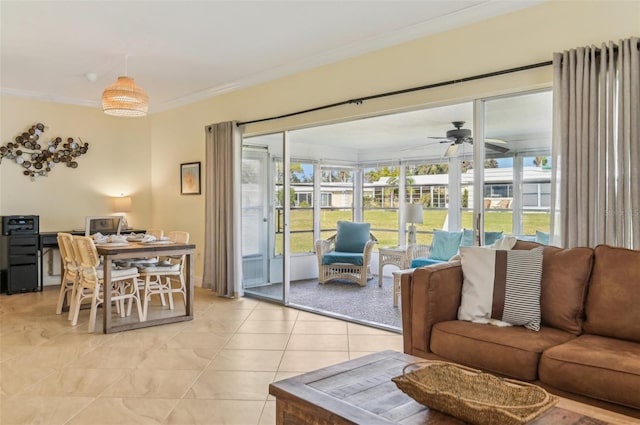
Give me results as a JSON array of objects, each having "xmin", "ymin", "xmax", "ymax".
[{"xmin": 84, "ymin": 216, "xmax": 123, "ymax": 236}]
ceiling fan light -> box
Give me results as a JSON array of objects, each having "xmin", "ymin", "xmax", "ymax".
[
  {"xmin": 102, "ymin": 76, "xmax": 148, "ymax": 117},
  {"xmin": 445, "ymin": 144, "xmax": 459, "ymax": 157}
]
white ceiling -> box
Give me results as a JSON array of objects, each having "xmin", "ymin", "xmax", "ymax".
[
  {"xmin": 1, "ymin": 0, "xmax": 544, "ymax": 113},
  {"xmin": 250, "ymin": 90, "xmax": 552, "ymax": 160}
]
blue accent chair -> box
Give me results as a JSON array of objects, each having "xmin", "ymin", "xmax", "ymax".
[
  {"xmin": 315, "ymin": 221, "xmax": 378, "ymax": 286},
  {"xmin": 408, "ymin": 229, "xmax": 506, "ymax": 268}
]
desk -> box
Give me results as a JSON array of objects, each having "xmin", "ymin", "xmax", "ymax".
[
  {"xmin": 39, "ymin": 229, "xmax": 147, "ymax": 249},
  {"xmin": 96, "ymin": 242, "xmax": 195, "ymax": 334}
]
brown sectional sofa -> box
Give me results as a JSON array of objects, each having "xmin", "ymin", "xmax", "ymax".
[{"xmin": 400, "ymin": 241, "xmax": 640, "ymax": 418}]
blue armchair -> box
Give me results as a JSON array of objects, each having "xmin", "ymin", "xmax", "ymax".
[
  {"xmin": 409, "ymin": 229, "xmax": 504, "ymax": 268},
  {"xmin": 315, "ymin": 221, "xmax": 378, "ymax": 286}
]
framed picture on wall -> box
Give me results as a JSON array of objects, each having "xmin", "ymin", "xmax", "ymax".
[{"xmin": 180, "ymin": 162, "xmax": 201, "ymax": 195}]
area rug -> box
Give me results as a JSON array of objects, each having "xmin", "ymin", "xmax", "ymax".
[{"xmin": 246, "ymin": 276, "xmax": 402, "ymax": 331}]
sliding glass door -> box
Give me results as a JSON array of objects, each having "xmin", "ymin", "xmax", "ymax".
[
  {"xmin": 237, "ymin": 89, "xmax": 552, "ymax": 329},
  {"xmin": 241, "ymin": 133, "xmax": 289, "ymax": 303},
  {"xmin": 473, "ymin": 90, "xmax": 552, "ymax": 243}
]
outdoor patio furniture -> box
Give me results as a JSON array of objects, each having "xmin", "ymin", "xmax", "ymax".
[{"xmin": 316, "ymin": 221, "xmax": 377, "ymax": 287}]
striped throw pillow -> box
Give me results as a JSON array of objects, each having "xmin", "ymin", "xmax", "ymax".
[{"xmin": 458, "ymin": 246, "xmax": 544, "ymax": 331}]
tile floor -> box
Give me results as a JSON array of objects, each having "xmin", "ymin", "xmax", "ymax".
[{"xmin": 0, "ymin": 287, "xmax": 403, "ymax": 425}]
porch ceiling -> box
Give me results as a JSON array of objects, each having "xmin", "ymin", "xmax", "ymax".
[{"xmin": 248, "ymin": 91, "xmax": 552, "ymax": 163}]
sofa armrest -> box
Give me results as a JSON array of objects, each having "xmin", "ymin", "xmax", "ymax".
[{"xmin": 401, "ymin": 261, "xmax": 463, "ymax": 358}]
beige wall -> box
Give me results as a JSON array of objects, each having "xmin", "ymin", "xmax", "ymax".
[
  {"xmin": 0, "ymin": 97, "xmax": 152, "ymax": 231},
  {"xmin": 2, "ymin": 1, "xmax": 638, "ymax": 280}
]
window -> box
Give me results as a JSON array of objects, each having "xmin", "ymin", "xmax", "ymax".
[
  {"xmin": 319, "ymin": 166, "xmax": 354, "ymax": 240},
  {"xmin": 275, "ymin": 160, "xmax": 315, "ymax": 255},
  {"xmin": 484, "ymin": 184, "xmax": 513, "ymax": 199},
  {"xmin": 295, "ymin": 192, "xmax": 313, "ymax": 207},
  {"xmin": 320, "ymin": 193, "xmax": 332, "ymax": 207},
  {"xmin": 405, "ymin": 161, "xmax": 451, "ymax": 245},
  {"xmin": 362, "ymin": 165, "xmax": 400, "ymax": 247}
]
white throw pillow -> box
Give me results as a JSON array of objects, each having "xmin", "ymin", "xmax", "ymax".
[
  {"xmin": 448, "ymin": 235, "xmax": 516, "ymax": 262},
  {"xmin": 458, "ymin": 246, "xmax": 544, "ymax": 331},
  {"xmin": 491, "ymin": 235, "xmax": 518, "ymax": 250}
]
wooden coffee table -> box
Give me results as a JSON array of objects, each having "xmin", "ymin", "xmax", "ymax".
[{"xmin": 269, "ymin": 350, "xmax": 610, "ymax": 425}]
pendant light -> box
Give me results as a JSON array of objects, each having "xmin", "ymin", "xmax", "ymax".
[{"xmin": 102, "ymin": 56, "xmax": 148, "ymax": 117}]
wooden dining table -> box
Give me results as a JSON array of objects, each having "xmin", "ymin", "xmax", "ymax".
[{"xmin": 96, "ymin": 241, "xmax": 196, "ymax": 334}]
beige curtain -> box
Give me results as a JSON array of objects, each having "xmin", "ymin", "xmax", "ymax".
[
  {"xmin": 551, "ymin": 37, "xmax": 639, "ymax": 249},
  {"xmin": 203, "ymin": 121, "xmax": 241, "ymax": 296}
]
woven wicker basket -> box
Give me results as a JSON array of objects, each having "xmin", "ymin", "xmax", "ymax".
[{"xmin": 392, "ymin": 361, "xmax": 558, "ymax": 425}]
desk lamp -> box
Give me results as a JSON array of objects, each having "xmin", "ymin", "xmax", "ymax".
[
  {"xmin": 405, "ymin": 203, "xmax": 424, "ymax": 245},
  {"xmin": 111, "ymin": 195, "xmax": 132, "ymax": 229}
]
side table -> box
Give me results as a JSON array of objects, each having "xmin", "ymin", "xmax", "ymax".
[
  {"xmin": 391, "ymin": 268, "xmax": 415, "ymax": 307},
  {"xmin": 378, "ymin": 246, "xmax": 410, "ymax": 287}
]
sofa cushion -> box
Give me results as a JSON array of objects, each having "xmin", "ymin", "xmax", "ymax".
[
  {"xmin": 428, "ymin": 230, "xmax": 462, "ymax": 261},
  {"xmin": 430, "ymin": 320, "xmax": 575, "ymax": 381},
  {"xmin": 540, "ymin": 334, "xmax": 640, "ymax": 409},
  {"xmin": 540, "ymin": 246, "xmax": 593, "ymax": 335},
  {"xmin": 513, "ymin": 240, "xmax": 544, "ymax": 250},
  {"xmin": 458, "ymin": 246, "xmax": 544, "ymax": 331},
  {"xmin": 583, "ymin": 245, "xmax": 640, "ymax": 342},
  {"xmin": 334, "ymin": 221, "xmax": 370, "ymax": 253}
]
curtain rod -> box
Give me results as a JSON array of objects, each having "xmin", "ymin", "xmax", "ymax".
[{"xmin": 236, "ymin": 60, "xmax": 553, "ymax": 127}]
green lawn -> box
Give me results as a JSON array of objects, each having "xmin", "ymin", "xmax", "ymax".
[{"xmin": 278, "ymin": 209, "xmax": 549, "ymax": 253}]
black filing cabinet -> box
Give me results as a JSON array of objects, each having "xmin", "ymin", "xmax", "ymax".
[{"xmin": 0, "ymin": 215, "xmax": 41, "ymax": 294}]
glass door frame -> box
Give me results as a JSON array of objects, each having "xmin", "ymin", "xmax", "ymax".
[
  {"xmin": 240, "ymin": 132, "xmax": 290, "ymax": 305},
  {"xmin": 471, "ymin": 89, "xmax": 552, "ymax": 244}
]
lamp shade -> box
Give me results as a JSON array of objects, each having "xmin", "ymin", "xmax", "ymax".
[
  {"xmin": 405, "ymin": 203, "xmax": 424, "ymax": 224},
  {"xmin": 102, "ymin": 76, "xmax": 149, "ymax": 117},
  {"xmin": 111, "ymin": 196, "xmax": 132, "ymax": 213}
]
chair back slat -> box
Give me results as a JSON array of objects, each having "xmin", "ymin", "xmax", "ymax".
[
  {"xmin": 168, "ymin": 231, "xmax": 189, "ymax": 244},
  {"xmin": 146, "ymin": 229, "xmax": 164, "ymax": 239},
  {"xmin": 57, "ymin": 232, "xmax": 78, "ymax": 272},
  {"xmin": 73, "ymin": 235, "xmax": 101, "ymax": 287},
  {"xmin": 167, "ymin": 231, "xmax": 189, "ymax": 271}
]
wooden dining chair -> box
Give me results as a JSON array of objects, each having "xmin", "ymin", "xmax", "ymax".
[
  {"xmin": 71, "ymin": 235, "xmax": 143, "ymax": 332},
  {"xmin": 55, "ymin": 232, "xmax": 79, "ymax": 319},
  {"xmin": 136, "ymin": 231, "xmax": 189, "ymax": 320}
]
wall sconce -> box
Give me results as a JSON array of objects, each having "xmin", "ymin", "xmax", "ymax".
[
  {"xmin": 111, "ymin": 195, "xmax": 132, "ymax": 229},
  {"xmin": 405, "ymin": 203, "xmax": 424, "ymax": 245}
]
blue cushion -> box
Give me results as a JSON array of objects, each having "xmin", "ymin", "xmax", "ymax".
[
  {"xmin": 517, "ymin": 235, "xmax": 537, "ymax": 242},
  {"xmin": 411, "ymin": 258, "xmax": 445, "ymax": 268},
  {"xmin": 334, "ymin": 221, "xmax": 370, "ymax": 253},
  {"xmin": 322, "ymin": 251, "xmax": 364, "ymax": 266},
  {"xmin": 485, "ymin": 231, "xmax": 503, "ymax": 245},
  {"xmin": 428, "ymin": 230, "xmax": 463, "ymax": 261},
  {"xmin": 536, "ymin": 230, "xmax": 550, "ymax": 245},
  {"xmin": 460, "ymin": 229, "xmax": 504, "ymax": 246}
]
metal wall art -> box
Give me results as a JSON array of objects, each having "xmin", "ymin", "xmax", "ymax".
[{"xmin": 0, "ymin": 123, "xmax": 89, "ymax": 180}]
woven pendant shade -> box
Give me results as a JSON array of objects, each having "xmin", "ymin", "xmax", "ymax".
[{"xmin": 102, "ymin": 76, "xmax": 149, "ymax": 117}]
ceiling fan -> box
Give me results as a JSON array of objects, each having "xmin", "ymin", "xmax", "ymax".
[{"xmin": 428, "ymin": 121, "xmax": 509, "ymax": 157}]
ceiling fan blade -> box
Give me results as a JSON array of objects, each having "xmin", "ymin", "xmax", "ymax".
[
  {"xmin": 444, "ymin": 144, "xmax": 459, "ymax": 157},
  {"xmin": 486, "ymin": 142, "xmax": 510, "ymax": 153},
  {"xmin": 485, "ymin": 138, "xmax": 507, "ymax": 144}
]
